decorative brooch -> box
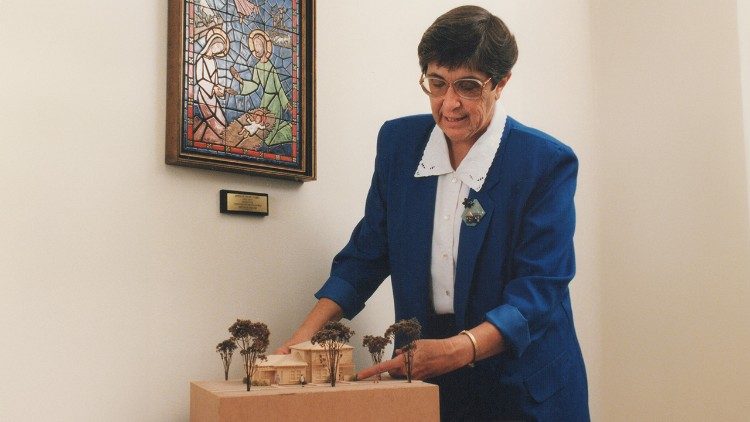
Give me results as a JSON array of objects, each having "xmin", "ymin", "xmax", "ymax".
[{"xmin": 461, "ymin": 198, "xmax": 485, "ymax": 227}]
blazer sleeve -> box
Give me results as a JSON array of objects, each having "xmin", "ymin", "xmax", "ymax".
[
  {"xmin": 484, "ymin": 145, "xmax": 578, "ymax": 357},
  {"xmin": 314, "ymin": 123, "xmax": 394, "ymax": 319}
]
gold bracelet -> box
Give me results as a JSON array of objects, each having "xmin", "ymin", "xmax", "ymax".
[{"xmin": 459, "ymin": 330, "xmax": 478, "ymax": 367}]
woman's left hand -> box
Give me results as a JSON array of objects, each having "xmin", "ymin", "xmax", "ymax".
[{"xmin": 357, "ymin": 336, "xmax": 472, "ymax": 381}]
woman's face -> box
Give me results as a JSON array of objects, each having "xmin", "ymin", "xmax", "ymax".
[
  {"xmin": 425, "ymin": 63, "xmax": 508, "ymax": 146},
  {"xmin": 210, "ymin": 40, "xmax": 226, "ymax": 56}
]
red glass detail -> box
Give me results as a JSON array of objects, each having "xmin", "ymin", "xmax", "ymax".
[{"xmin": 188, "ymin": 4, "xmax": 194, "ymax": 37}]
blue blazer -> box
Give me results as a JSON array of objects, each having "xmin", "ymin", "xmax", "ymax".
[{"xmin": 316, "ymin": 114, "xmax": 589, "ymax": 420}]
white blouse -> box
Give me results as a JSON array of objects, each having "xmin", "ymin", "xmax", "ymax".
[{"xmin": 414, "ymin": 104, "xmax": 507, "ymax": 314}]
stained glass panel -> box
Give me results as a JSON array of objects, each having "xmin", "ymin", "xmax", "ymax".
[{"xmin": 166, "ymin": 0, "xmax": 315, "ymax": 181}]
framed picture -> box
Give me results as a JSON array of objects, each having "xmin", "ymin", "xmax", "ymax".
[{"xmin": 166, "ymin": 0, "xmax": 315, "ymax": 181}]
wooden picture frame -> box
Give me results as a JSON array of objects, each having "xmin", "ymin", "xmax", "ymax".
[{"xmin": 166, "ymin": 0, "xmax": 315, "ymax": 181}]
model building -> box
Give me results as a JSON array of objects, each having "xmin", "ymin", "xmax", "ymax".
[{"xmin": 252, "ymin": 341, "xmax": 354, "ymax": 385}]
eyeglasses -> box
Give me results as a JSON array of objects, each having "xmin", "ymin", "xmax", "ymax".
[{"xmin": 419, "ymin": 75, "xmax": 493, "ymax": 100}]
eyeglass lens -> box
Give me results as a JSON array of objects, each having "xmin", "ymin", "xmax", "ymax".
[{"xmin": 421, "ymin": 77, "xmax": 484, "ymax": 99}]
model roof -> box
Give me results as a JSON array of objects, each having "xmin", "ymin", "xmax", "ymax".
[
  {"xmin": 289, "ymin": 340, "xmax": 354, "ymax": 351},
  {"xmin": 257, "ymin": 354, "xmax": 307, "ymax": 368}
]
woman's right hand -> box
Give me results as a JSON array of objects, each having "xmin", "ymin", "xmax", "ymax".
[
  {"xmin": 274, "ymin": 343, "xmax": 292, "ymax": 354},
  {"xmin": 273, "ymin": 298, "xmax": 344, "ymax": 355}
]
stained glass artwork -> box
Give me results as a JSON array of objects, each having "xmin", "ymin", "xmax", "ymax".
[{"xmin": 166, "ymin": 0, "xmax": 315, "ymax": 181}]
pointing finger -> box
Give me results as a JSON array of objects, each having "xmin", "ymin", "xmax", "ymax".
[{"xmin": 356, "ymin": 355, "xmax": 404, "ymax": 380}]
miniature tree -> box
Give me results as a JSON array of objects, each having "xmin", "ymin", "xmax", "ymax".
[
  {"xmin": 228, "ymin": 319, "xmax": 270, "ymax": 391},
  {"xmin": 310, "ymin": 321, "xmax": 354, "ymax": 387},
  {"xmin": 362, "ymin": 335, "xmax": 391, "ymax": 382},
  {"xmin": 317, "ymin": 354, "xmax": 331, "ymax": 383},
  {"xmin": 216, "ymin": 338, "xmax": 237, "ymax": 381},
  {"xmin": 385, "ymin": 318, "xmax": 422, "ymax": 383}
]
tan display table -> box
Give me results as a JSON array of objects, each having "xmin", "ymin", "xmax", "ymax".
[{"xmin": 190, "ymin": 378, "xmax": 439, "ymax": 421}]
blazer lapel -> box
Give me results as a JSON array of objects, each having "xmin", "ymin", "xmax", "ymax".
[
  {"xmin": 453, "ymin": 124, "xmax": 510, "ymax": 329},
  {"xmin": 401, "ymin": 174, "xmax": 437, "ymax": 325},
  {"xmin": 453, "ymin": 189, "xmax": 495, "ymax": 330},
  {"xmin": 393, "ymin": 119, "xmax": 439, "ymax": 326}
]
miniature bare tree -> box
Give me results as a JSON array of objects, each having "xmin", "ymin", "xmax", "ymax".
[
  {"xmin": 310, "ymin": 321, "xmax": 354, "ymax": 387},
  {"xmin": 385, "ymin": 318, "xmax": 422, "ymax": 383},
  {"xmin": 216, "ymin": 338, "xmax": 237, "ymax": 381},
  {"xmin": 362, "ymin": 335, "xmax": 391, "ymax": 382},
  {"xmin": 228, "ymin": 319, "xmax": 270, "ymax": 391}
]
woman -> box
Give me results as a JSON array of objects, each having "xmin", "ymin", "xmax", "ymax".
[
  {"xmin": 194, "ymin": 27, "xmax": 232, "ymax": 143},
  {"xmin": 280, "ymin": 6, "xmax": 589, "ymax": 421}
]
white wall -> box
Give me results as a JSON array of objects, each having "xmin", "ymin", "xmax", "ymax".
[
  {"xmin": 0, "ymin": 0, "xmax": 612, "ymax": 421},
  {"xmin": 591, "ymin": 0, "xmax": 750, "ymax": 420},
  {"xmin": 740, "ymin": 0, "xmax": 750, "ymax": 223}
]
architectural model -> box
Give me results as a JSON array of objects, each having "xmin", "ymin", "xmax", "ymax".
[{"xmin": 252, "ymin": 340, "xmax": 354, "ymax": 385}]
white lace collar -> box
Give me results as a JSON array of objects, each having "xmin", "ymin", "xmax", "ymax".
[{"xmin": 414, "ymin": 104, "xmax": 507, "ymax": 192}]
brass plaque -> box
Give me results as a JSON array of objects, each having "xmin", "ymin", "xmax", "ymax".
[{"xmin": 220, "ymin": 190, "xmax": 268, "ymax": 216}]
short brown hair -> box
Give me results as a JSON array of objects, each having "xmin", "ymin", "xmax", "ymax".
[{"xmin": 418, "ymin": 5, "xmax": 518, "ymax": 84}]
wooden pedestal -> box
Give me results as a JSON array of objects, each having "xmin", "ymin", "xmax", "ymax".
[{"xmin": 190, "ymin": 379, "xmax": 439, "ymax": 422}]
